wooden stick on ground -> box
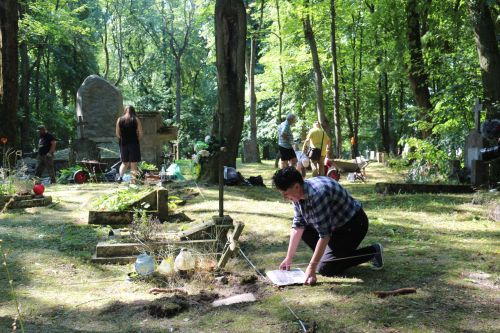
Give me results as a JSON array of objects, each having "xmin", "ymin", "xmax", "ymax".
[
  {"xmin": 374, "ymin": 288, "xmax": 417, "ymax": 298},
  {"xmin": 149, "ymin": 287, "xmax": 188, "ymax": 295}
]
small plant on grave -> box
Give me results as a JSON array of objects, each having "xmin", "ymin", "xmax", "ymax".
[
  {"xmin": 138, "ymin": 161, "xmax": 158, "ymax": 172},
  {"xmin": 167, "ymin": 195, "xmax": 183, "ymax": 212},
  {"xmin": 92, "ymin": 187, "xmax": 152, "ymax": 212},
  {"xmin": 0, "ymin": 165, "xmax": 32, "ymax": 196},
  {"xmin": 131, "ymin": 209, "xmax": 163, "ymax": 242}
]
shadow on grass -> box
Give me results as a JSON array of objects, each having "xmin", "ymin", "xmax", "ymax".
[{"xmin": 0, "ymin": 211, "xmax": 104, "ymax": 303}]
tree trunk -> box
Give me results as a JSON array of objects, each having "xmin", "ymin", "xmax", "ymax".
[
  {"xmin": 383, "ymin": 70, "xmax": 391, "ymax": 153},
  {"xmin": 330, "ymin": 0, "xmax": 342, "ymax": 158},
  {"xmin": 101, "ymin": 0, "xmax": 110, "ymax": 79},
  {"xmin": 200, "ymin": 0, "xmax": 246, "ymax": 183},
  {"xmin": 19, "ymin": 41, "xmax": 31, "ymax": 152},
  {"xmin": 406, "ymin": 0, "xmax": 433, "ymax": 137},
  {"xmin": 347, "ymin": 13, "xmax": 362, "ymax": 159},
  {"xmin": 303, "ymin": 0, "xmax": 334, "ymax": 141},
  {"xmin": 467, "ymin": 0, "xmax": 500, "ymax": 118},
  {"xmin": 0, "ymin": 0, "xmax": 19, "ymax": 148},
  {"xmin": 175, "ymin": 57, "xmax": 182, "ymax": 124},
  {"xmin": 275, "ymin": 0, "xmax": 285, "ymax": 126},
  {"xmin": 245, "ymin": 0, "xmax": 264, "ymax": 163}
]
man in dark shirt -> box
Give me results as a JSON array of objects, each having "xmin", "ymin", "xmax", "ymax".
[
  {"xmin": 272, "ymin": 167, "xmax": 383, "ymax": 285},
  {"xmin": 35, "ymin": 125, "xmax": 57, "ymax": 183}
]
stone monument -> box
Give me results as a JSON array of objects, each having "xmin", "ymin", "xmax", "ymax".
[
  {"xmin": 73, "ymin": 75, "xmax": 123, "ymax": 164},
  {"xmin": 464, "ymin": 99, "xmax": 486, "ymax": 186},
  {"xmin": 137, "ymin": 112, "xmax": 178, "ymax": 165}
]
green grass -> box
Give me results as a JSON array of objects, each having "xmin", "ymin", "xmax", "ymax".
[{"xmin": 0, "ymin": 161, "xmax": 498, "ymax": 332}]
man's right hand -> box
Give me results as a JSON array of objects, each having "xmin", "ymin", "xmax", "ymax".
[{"xmin": 279, "ymin": 257, "xmax": 293, "ymax": 271}]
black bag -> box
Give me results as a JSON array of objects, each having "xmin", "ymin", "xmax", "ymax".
[
  {"xmin": 308, "ymin": 148, "xmax": 322, "ymax": 161},
  {"xmin": 307, "ymin": 131, "xmax": 325, "ymax": 161},
  {"xmin": 248, "ymin": 175, "xmax": 266, "ymax": 187}
]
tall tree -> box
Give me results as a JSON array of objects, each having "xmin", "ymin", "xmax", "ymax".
[
  {"xmin": 467, "ymin": 0, "xmax": 500, "ymax": 119},
  {"xmin": 200, "ymin": 0, "xmax": 246, "ymax": 182},
  {"xmin": 162, "ymin": 0, "xmax": 195, "ymax": 124},
  {"xmin": 274, "ymin": 0, "xmax": 285, "ymax": 125},
  {"xmin": 406, "ymin": 0, "xmax": 433, "ymax": 137},
  {"xmin": 19, "ymin": 1, "xmax": 31, "ymax": 151},
  {"xmin": 330, "ymin": 0, "xmax": 342, "ymax": 158},
  {"xmin": 0, "ymin": 0, "xmax": 19, "ymax": 148},
  {"xmin": 302, "ymin": 0, "xmax": 334, "ymax": 142},
  {"xmin": 245, "ymin": 0, "xmax": 264, "ymax": 163}
]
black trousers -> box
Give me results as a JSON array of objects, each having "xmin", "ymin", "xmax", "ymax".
[
  {"xmin": 301, "ymin": 208, "xmax": 377, "ymax": 276},
  {"xmin": 35, "ymin": 154, "xmax": 56, "ymax": 182}
]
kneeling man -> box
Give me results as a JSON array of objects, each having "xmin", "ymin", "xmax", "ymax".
[{"xmin": 272, "ymin": 167, "xmax": 383, "ymax": 285}]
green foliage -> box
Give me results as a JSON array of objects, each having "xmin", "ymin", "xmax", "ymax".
[
  {"xmin": 402, "ymin": 137, "xmax": 452, "ymax": 183},
  {"xmin": 138, "ymin": 161, "xmax": 158, "ymax": 172},
  {"xmin": 167, "ymin": 195, "xmax": 183, "ymax": 212},
  {"xmin": 56, "ymin": 166, "xmax": 83, "ymax": 184},
  {"xmin": 91, "ymin": 187, "xmax": 152, "ymax": 211},
  {"xmin": 0, "ymin": 167, "xmax": 33, "ymax": 195},
  {"xmin": 385, "ymin": 156, "xmax": 409, "ymax": 173},
  {"xmin": 13, "ymin": 0, "xmax": 487, "ymax": 174}
]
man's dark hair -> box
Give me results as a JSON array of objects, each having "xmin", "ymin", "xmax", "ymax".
[{"xmin": 272, "ymin": 167, "xmax": 304, "ymax": 191}]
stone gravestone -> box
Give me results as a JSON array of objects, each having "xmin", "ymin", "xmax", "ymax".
[
  {"xmin": 464, "ymin": 99, "xmax": 486, "ymax": 186},
  {"xmin": 74, "ymin": 75, "xmax": 123, "ymax": 163},
  {"xmin": 137, "ymin": 112, "xmax": 178, "ymax": 165}
]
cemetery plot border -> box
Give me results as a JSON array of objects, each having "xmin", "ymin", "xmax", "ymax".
[
  {"xmin": 88, "ymin": 189, "xmax": 168, "ymax": 225},
  {"xmin": 0, "ymin": 194, "xmax": 52, "ymax": 210},
  {"xmin": 375, "ymin": 182, "xmax": 475, "ymax": 194}
]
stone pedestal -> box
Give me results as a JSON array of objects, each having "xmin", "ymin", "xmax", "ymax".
[
  {"xmin": 137, "ymin": 112, "xmax": 178, "ymax": 165},
  {"xmin": 376, "ymin": 152, "xmax": 385, "ymax": 163},
  {"xmin": 242, "ymin": 140, "xmax": 260, "ymax": 163},
  {"xmin": 471, "ymin": 160, "xmax": 487, "ymax": 186},
  {"xmin": 465, "ymin": 130, "xmax": 484, "ymax": 170}
]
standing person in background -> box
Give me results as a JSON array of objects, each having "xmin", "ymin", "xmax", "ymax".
[
  {"xmin": 278, "ymin": 113, "xmax": 298, "ymax": 169},
  {"xmin": 302, "ymin": 121, "xmax": 331, "ymax": 176},
  {"xmin": 116, "ymin": 105, "xmax": 143, "ymax": 183},
  {"xmin": 35, "ymin": 125, "xmax": 57, "ymax": 183}
]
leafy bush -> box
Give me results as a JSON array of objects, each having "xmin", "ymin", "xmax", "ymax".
[
  {"xmin": 57, "ymin": 166, "xmax": 82, "ymax": 184},
  {"xmin": 401, "ymin": 137, "xmax": 451, "ymax": 184},
  {"xmin": 138, "ymin": 161, "xmax": 158, "ymax": 171},
  {"xmin": 386, "ymin": 157, "xmax": 409, "ymax": 172}
]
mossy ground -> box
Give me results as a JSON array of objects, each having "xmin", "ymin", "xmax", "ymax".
[{"xmin": 0, "ymin": 161, "xmax": 498, "ymax": 332}]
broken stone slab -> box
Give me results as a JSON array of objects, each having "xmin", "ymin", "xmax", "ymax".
[{"xmin": 211, "ymin": 293, "xmax": 256, "ymax": 307}]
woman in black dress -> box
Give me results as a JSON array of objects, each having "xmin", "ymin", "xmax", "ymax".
[{"xmin": 115, "ymin": 105, "xmax": 143, "ymax": 182}]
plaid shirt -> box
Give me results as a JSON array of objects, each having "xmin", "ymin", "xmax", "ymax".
[{"xmin": 292, "ymin": 177, "xmax": 361, "ymax": 238}]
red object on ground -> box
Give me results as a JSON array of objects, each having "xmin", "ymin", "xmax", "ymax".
[
  {"xmin": 324, "ymin": 159, "xmax": 340, "ymax": 181},
  {"xmin": 73, "ymin": 170, "xmax": 88, "ymax": 184},
  {"xmin": 33, "ymin": 184, "xmax": 45, "ymax": 195}
]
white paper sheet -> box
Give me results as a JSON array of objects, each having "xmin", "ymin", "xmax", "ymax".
[{"xmin": 266, "ymin": 268, "xmax": 306, "ymax": 286}]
